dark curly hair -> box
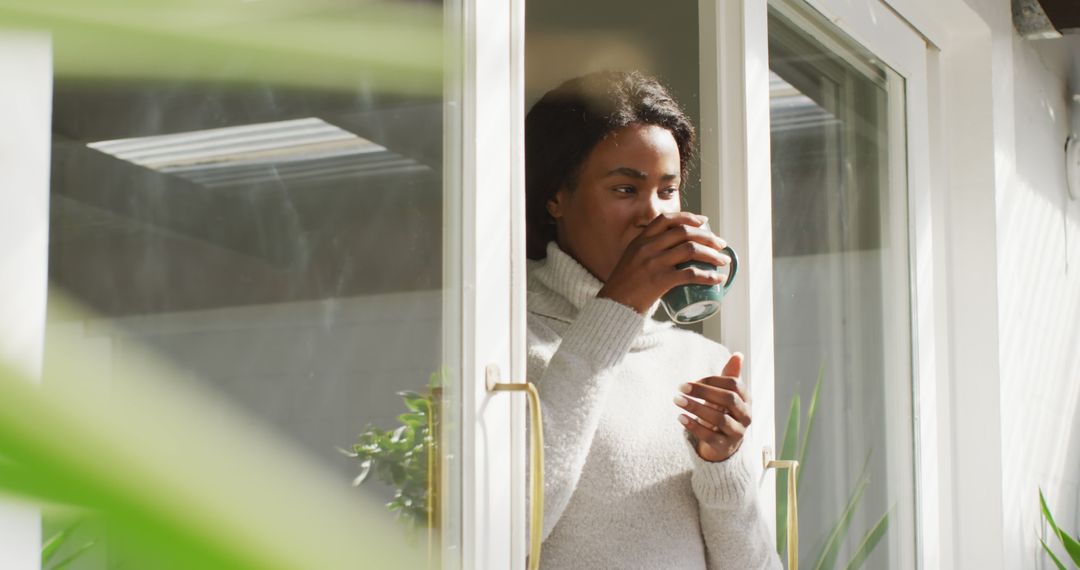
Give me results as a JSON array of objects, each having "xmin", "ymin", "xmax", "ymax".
[{"xmin": 524, "ymin": 70, "xmax": 696, "ymax": 259}]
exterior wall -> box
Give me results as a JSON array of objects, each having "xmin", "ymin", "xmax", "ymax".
[
  {"xmin": 999, "ymin": 31, "xmax": 1080, "ymax": 570},
  {"xmin": 960, "ymin": 1, "xmax": 1080, "ymax": 567}
]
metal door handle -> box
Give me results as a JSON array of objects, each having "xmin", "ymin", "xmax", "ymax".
[
  {"xmin": 764, "ymin": 450, "xmax": 799, "ymax": 570},
  {"xmin": 488, "ymin": 365, "xmax": 544, "ymax": 570}
]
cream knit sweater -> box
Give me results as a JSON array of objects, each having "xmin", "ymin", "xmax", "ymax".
[{"xmin": 527, "ymin": 242, "xmax": 782, "ymax": 570}]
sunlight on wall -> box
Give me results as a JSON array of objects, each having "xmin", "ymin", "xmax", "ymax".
[{"xmin": 996, "ymin": 31, "xmax": 1080, "ymax": 567}]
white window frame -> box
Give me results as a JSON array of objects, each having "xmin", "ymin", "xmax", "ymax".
[
  {"xmin": 459, "ymin": 0, "xmax": 527, "ymax": 567},
  {"xmin": 695, "ymin": 1, "xmax": 1001, "ymax": 568},
  {"xmin": 0, "ymin": 31, "xmax": 52, "ymax": 570}
]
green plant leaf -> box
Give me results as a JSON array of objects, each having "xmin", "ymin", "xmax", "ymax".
[
  {"xmin": 1063, "ymin": 534, "xmax": 1080, "ymax": 565},
  {"xmin": 779, "ymin": 395, "xmax": 801, "ymax": 462},
  {"xmin": 397, "ymin": 413, "xmax": 425, "ymax": 427},
  {"xmin": 48, "ymin": 540, "xmax": 96, "ymax": 570},
  {"xmin": 429, "ymin": 368, "xmax": 447, "ymax": 390},
  {"xmin": 352, "ymin": 460, "xmax": 372, "ymax": 487},
  {"xmin": 398, "ymin": 392, "xmax": 425, "ymax": 413},
  {"xmin": 812, "ymin": 454, "xmax": 872, "ymax": 570},
  {"xmin": 1041, "ymin": 537, "xmax": 1068, "ymax": 570},
  {"xmin": 1040, "ymin": 488, "xmax": 1080, "ymax": 565},
  {"xmin": 798, "ymin": 362, "xmax": 824, "ymax": 488},
  {"xmin": 776, "ymin": 394, "xmax": 800, "ymax": 555},
  {"xmin": 843, "ymin": 506, "xmax": 891, "ymax": 570},
  {"xmin": 401, "ymin": 392, "xmax": 429, "ymax": 414},
  {"xmin": 42, "ymin": 518, "xmax": 83, "ymax": 565}
]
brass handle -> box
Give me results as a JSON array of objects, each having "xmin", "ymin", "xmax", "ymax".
[
  {"xmin": 765, "ymin": 455, "xmax": 799, "ymax": 570},
  {"xmin": 489, "ymin": 366, "xmax": 544, "ymax": 570}
]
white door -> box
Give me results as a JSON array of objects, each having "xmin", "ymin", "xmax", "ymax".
[
  {"xmin": 0, "ymin": 0, "xmax": 523, "ymax": 567},
  {"xmin": 701, "ymin": 0, "xmax": 935, "ymax": 567}
]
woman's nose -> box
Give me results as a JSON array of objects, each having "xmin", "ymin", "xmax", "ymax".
[{"xmin": 638, "ymin": 194, "xmax": 666, "ymax": 224}]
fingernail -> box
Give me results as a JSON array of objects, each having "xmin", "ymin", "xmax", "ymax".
[
  {"xmin": 678, "ymin": 383, "xmax": 692, "ymax": 394},
  {"xmin": 678, "ymin": 415, "xmax": 690, "ymax": 425},
  {"xmin": 673, "ymin": 395, "xmax": 688, "ymax": 407},
  {"xmin": 719, "ymin": 255, "xmax": 731, "ymax": 265}
]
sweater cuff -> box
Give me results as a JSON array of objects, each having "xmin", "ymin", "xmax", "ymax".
[
  {"xmin": 558, "ymin": 296, "xmax": 645, "ymax": 371},
  {"xmin": 686, "ymin": 439, "xmax": 757, "ymax": 508}
]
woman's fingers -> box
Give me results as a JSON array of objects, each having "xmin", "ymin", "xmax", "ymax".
[
  {"xmin": 639, "ymin": 211, "xmax": 708, "ymax": 239},
  {"xmin": 644, "ymin": 222, "xmax": 728, "ymax": 260},
  {"xmin": 677, "ymin": 381, "xmax": 752, "ymax": 426},
  {"xmin": 674, "ymin": 395, "xmax": 749, "ymax": 440},
  {"xmin": 712, "ymin": 414, "xmax": 747, "ymax": 438},
  {"xmin": 678, "ymin": 413, "xmax": 744, "ymax": 445},
  {"xmin": 656, "ymin": 238, "xmax": 732, "ymax": 270},
  {"xmin": 698, "ymin": 375, "xmax": 751, "ymax": 407},
  {"xmin": 674, "ymin": 394, "xmax": 727, "ymax": 428},
  {"xmin": 670, "ymin": 262, "xmax": 728, "ymax": 289}
]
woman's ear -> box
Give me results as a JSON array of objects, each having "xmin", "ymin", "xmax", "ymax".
[{"xmin": 546, "ymin": 187, "xmax": 569, "ymax": 220}]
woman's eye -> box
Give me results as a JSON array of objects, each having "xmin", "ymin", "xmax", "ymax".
[
  {"xmin": 660, "ymin": 187, "xmax": 679, "ymax": 198},
  {"xmin": 613, "ymin": 186, "xmax": 635, "ymax": 195}
]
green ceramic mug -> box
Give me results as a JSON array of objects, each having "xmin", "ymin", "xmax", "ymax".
[{"xmin": 660, "ymin": 233, "xmax": 738, "ymax": 325}]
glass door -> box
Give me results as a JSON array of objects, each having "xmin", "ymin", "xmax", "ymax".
[
  {"xmin": 0, "ymin": 0, "xmax": 520, "ymax": 567},
  {"xmin": 765, "ymin": 1, "xmax": 928, "ymax": 568}
]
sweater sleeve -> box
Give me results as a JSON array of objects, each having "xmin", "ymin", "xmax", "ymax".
[
  {"xmin": 686, "ymin": 440, "xmax": 784, "ymax": 569},
  {"xmin": 527, "ymin": 296, "xmax": 645, "ymax": 541}
]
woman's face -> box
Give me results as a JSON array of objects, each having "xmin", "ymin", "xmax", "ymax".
[{"xmin": 547, "ymin": 123, "xmax": 683, "ymax": 281}]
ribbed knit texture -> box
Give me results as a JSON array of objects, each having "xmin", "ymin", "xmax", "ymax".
[{"xmin": 528, "ymin": 242, "xmax": 781, "ymax": 570}]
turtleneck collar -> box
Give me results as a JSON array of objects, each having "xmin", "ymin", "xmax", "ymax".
[{"xmin": 527, "ymin": 241, "xmax": 671, "ymax": 348}]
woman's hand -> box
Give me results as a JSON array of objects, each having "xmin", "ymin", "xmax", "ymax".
[
  {"xmin": 674, "ymin": 353, "xmax": 751, "ymax": 463},
  {"xmin": 596, "ymin": 212, "xmax": 731, "ymax": 314}
]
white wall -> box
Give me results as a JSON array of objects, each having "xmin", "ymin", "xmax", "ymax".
[
  {"xmin": 998, "ymin": 30, "xmax": 1080, "ymax": 570},
  {"xmin": 959, "ymin": 1, "xmax": 1080, "ymax": 567}
]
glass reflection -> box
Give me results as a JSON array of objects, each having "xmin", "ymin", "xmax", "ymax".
[{"xmin": 33, "ymin": 0, "xmax": 460, "ymax": 566}]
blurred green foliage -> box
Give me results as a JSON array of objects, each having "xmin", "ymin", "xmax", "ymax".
[
  {"xmin": 0, "ymin": 298, "xmax": 427, "ymax": 569},
  {"xmin": 0, "ymin": 0, "xmax": 444, "ymax": 94}
]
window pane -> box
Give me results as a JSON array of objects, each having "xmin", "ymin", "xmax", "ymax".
[
  {"xmin": 768, "ymin": 4, "xmax": 916, "ymax": 568},
  {"xmin": 32, "ymin": 0, "xmax": 462, "ymax": 566}
]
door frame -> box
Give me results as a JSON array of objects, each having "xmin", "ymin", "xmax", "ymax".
[
  {"xmin": 0, "ymin": 30, "xmax": 51, "ymax": 570},
  {"xmin": 698, "ymin": 0, "xmax": 779, "ymax": 536},
  {"xmin": 458, "ymin": 0, "xmax": 526, "ymax": 567}
]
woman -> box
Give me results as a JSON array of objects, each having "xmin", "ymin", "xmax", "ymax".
[{"xmin": 525, "ymin": 71, "xmax": 781, "ymax": 569}]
